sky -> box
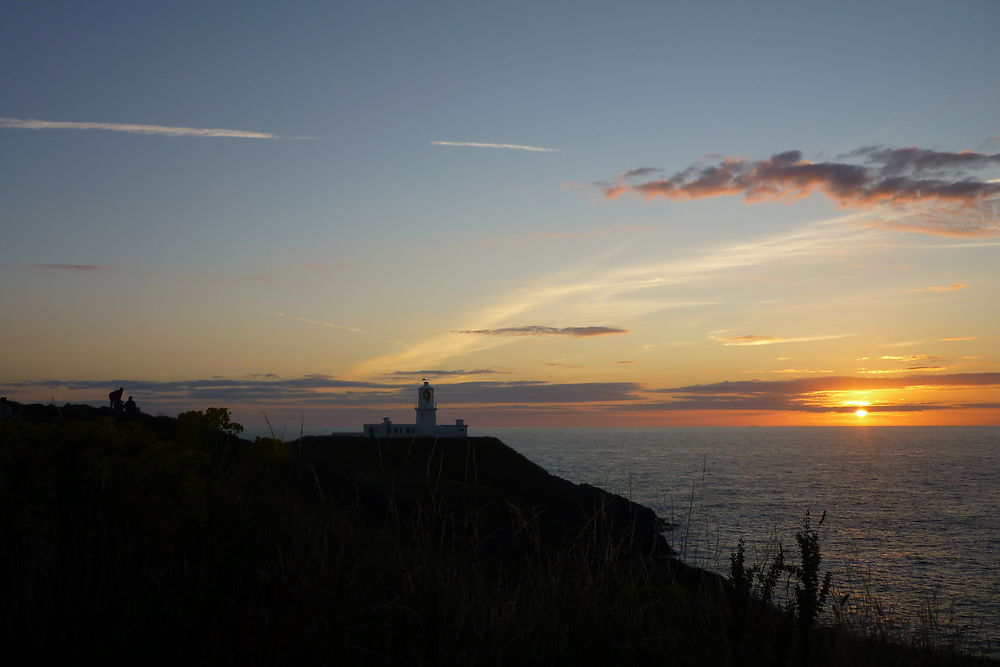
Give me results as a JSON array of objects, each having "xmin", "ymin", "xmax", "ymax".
[{"xmin": 3, "ymin": 0, "xmax": 999, "ymax": 430}]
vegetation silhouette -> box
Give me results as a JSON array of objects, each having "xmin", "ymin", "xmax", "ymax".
[{"xmin": 0, "ymin": 403, "xmax": 993, "ymax": 666}]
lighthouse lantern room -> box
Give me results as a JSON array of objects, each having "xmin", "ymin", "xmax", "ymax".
[{"xmin": 415, "ymin": 380, "xmax": 437, "ymax": 434}]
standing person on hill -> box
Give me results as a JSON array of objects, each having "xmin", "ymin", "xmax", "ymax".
[{"xmin": 109, "ymin": 387, "xmax": 124, "ymax": 413}]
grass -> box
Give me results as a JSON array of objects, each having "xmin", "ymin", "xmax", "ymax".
[{"xmin": 0, "ymin": 405, "xmax": 995, "ymax": 666}]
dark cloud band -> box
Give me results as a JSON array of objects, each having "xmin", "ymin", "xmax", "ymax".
[
  {"xmin": 7, "ymin": 373, "xmax": 996, "ymax": 416},
  {"xmin": 455, "ymin": 325, "xmax": 628, "ymax": 337},
  {"xmin": 28, "ymin": 264, "xmax": 108, "ymax": 271}
]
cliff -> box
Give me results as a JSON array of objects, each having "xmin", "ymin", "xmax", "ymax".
[{"xmin": 296, "ymin": 435, "xmax": 681, "ymax": 572}]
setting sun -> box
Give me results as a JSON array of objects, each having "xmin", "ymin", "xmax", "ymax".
[{"xmin": 855, "ymin": 408, "xmax": 869, "ymax": 418}]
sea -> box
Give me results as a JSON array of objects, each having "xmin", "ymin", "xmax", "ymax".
[{"xmin": 478, "ymin": 426, "xmax": 1000, "ymax": 655}]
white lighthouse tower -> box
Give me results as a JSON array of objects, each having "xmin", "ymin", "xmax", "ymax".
[{"xmin": 415, "ymin": 379, "xmax": 437, "ymax": 435}]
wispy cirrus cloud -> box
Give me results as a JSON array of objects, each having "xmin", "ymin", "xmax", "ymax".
[
  {"xmin": 709, "ymin": 333, "xmax": 852, "ymax": 346},
  {"xmin": 710, "ymin": 334, "xmax": 781, "ymax": 346},
  {"xmin": 388, "ymin": 369, "xmax": 502, "ymax": 378},
  {"xmin": 603, "ymin": 143, "xmax": 1000, "ymax": 236},
  {"xmin": 0, "ymin": 117, "xmax": 304, "ymax": 139},
  {"xmin": 880, "ymin": 354, "xmax": 941, "ymax": 361},
  {"xmin": 911, "ymin": 283, "xmax": 967, "ymax": 293},
  {"xmin": 455, "ymin": 325, "xmax": 628, "ymax": 337},
  {"xmin": 351, "ymin": 215, "xmax": 885, "ymax": 376},
  {"xmin": 872, "ymin": 200, "xmax": 999, "ymax": 237},
  {"xmin": 939, "ymin": 336, "xmax": 979, "ymax": 342},
  {"xmin": 432, "ymin": 140, "xmax": 561, "ymax": 152},
  {"xmin": 28, "ymin": 264, "xmax": 108, "ymax": 271},
  {"xmin": 276, "ymin": 313, "xmax": 365, "ymax": 333},
  {"xmin": 769, "ymin": 368, "xmax": 836, "ymax": 374},
  {"xmin": 490, "ymin": 225, "xmax": 654, "ymax": 244},
  {"xmin": 858, "ymin": 366, "xmax": 950, "ymax": 374},
  {"xmin": 421, "ymin": 381, "xmax": 643, "ymax": 404}
]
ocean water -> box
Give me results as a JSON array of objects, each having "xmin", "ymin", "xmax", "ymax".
[{"xmin": 481, "ymin": 426, "xmax": 1000, "ymax": 654}]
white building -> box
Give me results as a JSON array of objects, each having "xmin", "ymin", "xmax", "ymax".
[{"xmin": 363, "ymin": 380, "xmax": 469, "ymax": 438}]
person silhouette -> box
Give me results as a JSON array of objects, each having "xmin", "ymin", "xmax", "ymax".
[
  {"xmin": 123, "ymin": 395, "xmax": 138, "ymax": 415},
  {"xmin": 109, "ymin": 387, "xmax": 124, "ymax": 413}
]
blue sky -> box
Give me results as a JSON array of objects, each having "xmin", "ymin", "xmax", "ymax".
[{"xmin": 3, "ymin": 1, "xmax": 999, "ymax": 428}]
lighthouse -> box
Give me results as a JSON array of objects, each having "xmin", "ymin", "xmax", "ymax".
[
  {"xmin": 360, "ymin": 380, "xmax": 469, "ymax": 438},
  {"xmin": 415, "ymin": 379, "xmax": 437, "ymax": 435}
]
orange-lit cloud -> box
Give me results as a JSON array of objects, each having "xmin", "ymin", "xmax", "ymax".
[
  {"xmin": 939, "ymin": 336, "xmax": 979, "ymax": 342},
  {"xmin": 646, "ymin": 372, "xmax": 1000, "ymax": 413},
  {"xmin": 911, "ymin": 283, "xmax": 967, "ymax": 293},
  {"xmin": 603, "ymin": 145, "xmax": 1000, "ymax": 236},
  {"xmin": 858, "ymin": 366, "xmax": 949, "ymax": 374},
  {"xmin": 605, "ymin": 148, "xmax": 1000, "ymax": 205},
  {"xmin": 455, "ymin": 325, "xmax": 628, "ymax": 337},
  {"xmin": 880, "ymin": 354, "xmax": 940, "ymax": 361}
]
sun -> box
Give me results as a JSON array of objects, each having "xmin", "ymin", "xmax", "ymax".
[{"xmin": 843, "ymin": 399, "xmax": 872, "ymax": 419}]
